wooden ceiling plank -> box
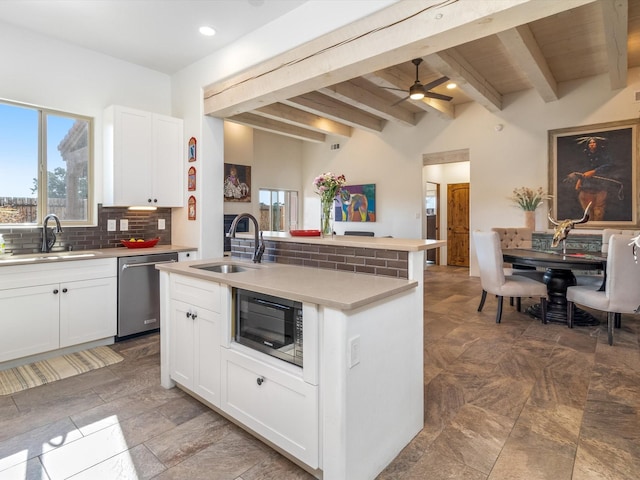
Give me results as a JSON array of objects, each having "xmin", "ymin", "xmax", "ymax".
[
  {"xmin": 254, "ymin": 103, "xmax": 352, "ymax": 138},
  {"xmin": 421, "ymin": 97, "xmax": 455, "ymax": 119},
  {"xmin": 600, "ymin": 0, "xmax": 628, "ymax": 90},
  {"xmin": 424, "ymin": 49, "xmax": 503, "ymax": 112},
  {"xmin": 497, "ymin": 25, "xmax": 558, "ymax": 102},
  {"xmin": 228, "ymin": 113, "xmax": 326, "ymax": 143},
  {"xmin": 203, "ymin": 0, "xmax": 596, "ymax": 117},
  {"xmin": 283, "ymin": 92, "xmax": 385, "ymax": 133},
  {"xmin": 319, "ymin": 81, "xmax": 418, "ymax": 127}
]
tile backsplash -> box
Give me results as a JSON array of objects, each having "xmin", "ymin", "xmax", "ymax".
[{"xmin": 0, "ymin": 204, "xmax": 172, "ymax": 255}]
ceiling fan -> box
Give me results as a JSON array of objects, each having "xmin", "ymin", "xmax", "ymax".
[{"xmin": 383, "ymin": 58, "xmax": 453, "ymax": 105}]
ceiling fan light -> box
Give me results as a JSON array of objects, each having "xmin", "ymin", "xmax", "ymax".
[{"xmin": 409, "ymin": 84, "xmax": 425, "ymax": 100}]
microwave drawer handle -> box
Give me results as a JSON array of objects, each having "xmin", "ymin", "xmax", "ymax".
[
  {"xmin": 253, "ymin": 298, "xmax": 288, "ymax": 310},
  {"xmin": 122, "ymin": 259, "xmax": 176, "ymax": 270}
]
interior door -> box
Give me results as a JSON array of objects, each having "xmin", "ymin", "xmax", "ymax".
[
  {"xmin": 447, "ymin": 183, "xmax": 469, "ymax": 267},
  {"xmin": 425, "ymin": 182, "xmax": 439, "ymax": 264}
]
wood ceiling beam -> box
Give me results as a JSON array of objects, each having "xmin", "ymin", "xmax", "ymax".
[
  {"xmin": 318, "ymin": 79, "xmax": 419, "ymax": 127},
  {"xmin": 424, "ymin": 49, "xmax": 503, "ymax": 112},
  {"xmin": 227, "ymin": 113, "xmax": 326, "ymax": 143},
  {"xmin": 254, "ymin": 103, "xmax": 352, "ymax": 138},
  {"xmin": 203, "ymin": 0, "xmax": 596, "ymax": 118},
  {"xmin": 600, "ymin": 0, "xmax": 628, "ymax": 90},
  {"xmin": 282, "ymin": 92, "xmax": 386, "ymax": 133},
  {"xmin": 497, "ymin": 25, "xmax": 558, "ymax": 102}
]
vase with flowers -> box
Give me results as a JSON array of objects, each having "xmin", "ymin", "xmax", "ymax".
[
  {"xmin": 510, "ymin": 186, "xmax": 551, "ymax": 231},
  {"xmin": 313, "ymin": 172, "xmax": 346, "ymax": 237}
]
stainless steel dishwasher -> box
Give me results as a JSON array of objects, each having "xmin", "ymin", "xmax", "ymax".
[{"xmin": 117, "ymin": 252, "xmax": 178, "ymax": 340}]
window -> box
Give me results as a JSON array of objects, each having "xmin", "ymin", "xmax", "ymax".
[
  {"xmin": 0, "ymin": 101, "xmax": 93, "ymax": 225},
  {"xmin": 259, "ymin": 189, "xmax": 298, "ymax": 232}
]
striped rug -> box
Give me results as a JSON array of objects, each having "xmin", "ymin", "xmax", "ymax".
[{"xmin": 0, "ymin": 346, "xmax": 123, "ymax": 396}]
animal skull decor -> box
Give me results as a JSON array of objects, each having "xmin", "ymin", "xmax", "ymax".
[{"xmin": 548, "ymin": 201, "xmax": 592, "ymax": 251}]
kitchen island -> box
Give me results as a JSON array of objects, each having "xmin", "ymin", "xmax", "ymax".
[{"xmin": 157, "ymin": 258, "xmax": 424, "ymax": 480}]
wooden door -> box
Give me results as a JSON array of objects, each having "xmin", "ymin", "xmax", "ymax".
[{"xmin": 447, "ymin": 183, "xmax": 469, "ymax": 267}]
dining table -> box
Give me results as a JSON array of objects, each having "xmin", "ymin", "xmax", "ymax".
[{"xmin": 502, "ymin": 248, "xmax": 607, "ymax": 326}]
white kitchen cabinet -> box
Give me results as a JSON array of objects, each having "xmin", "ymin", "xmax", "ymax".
[
  {"xmin": 178, "ymin": 250, "xmax": 197, "ymax": 262},
  {"xmin": 0, "ymin": 259, "xmax": 117, "ymax": 363},
  {"xmin": 220, "ymin": 347, "xmax": 319, "ymax": 469},
  {"xmin": 0, "ymin": 285, "xmax": 60, "ymax": 362},
  {"xmin": 103, "ymin": 105, "xmax": 183, "ymax": 207},
  {"xmin": 59, "ymin": 277, "xmax": 117, "ymax": 348},
  {"xmin": 169, "ymin": 274, "xmax": 221, "ymax": 407}
]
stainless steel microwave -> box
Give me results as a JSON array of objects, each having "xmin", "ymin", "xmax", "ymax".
[{"xmin": 234, "ymin": 288, "xmax": 303, "ymax": 367}]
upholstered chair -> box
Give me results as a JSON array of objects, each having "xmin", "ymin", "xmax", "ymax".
[
  {"xmin": 567, "ymin": 234, "xmax": 640, "ymax": 345},
  {"xmin": 474, "ymin": 231, "xmax": 548, "ymax": 323},
  {"xmin": 601, "ymin": 229, "xmax": 640, "ymax": 253}
]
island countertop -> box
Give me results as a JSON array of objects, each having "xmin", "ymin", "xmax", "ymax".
[
  {"xmin": 157, "ymin": 258, "xmax": 418, "ymax": 311},
  {"xmin": 235, "ymin": 231, "xmax": 446, "ymax": 252}
]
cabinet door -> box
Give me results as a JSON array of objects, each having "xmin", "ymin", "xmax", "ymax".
[
  {"xmin": 112, "ymin": 107, "xmax": 153, "ymax": 205},
  {"xmin": 193, "ymin": 306, "xmax": 221, "ymax": 407},
  {"xmin": 59, "ymin": 277, "xmax": 117, "ymax": 348},
  {"xmin": 153, "ymin": 114, "xmax": 183, "ymax": 207},
  {"xmin": 221, "ymin": 348, "xmax": 319, "ymax": 468},
  {"xmin": 0, "ymin": 285, "xmax": 59, "ymax": 362},
  {"xmin": 170, "ymin": 299, "xmax": 195, "ymax": 388}
]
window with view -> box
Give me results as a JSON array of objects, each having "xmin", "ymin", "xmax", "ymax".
[
  {"xmin": 259, "ymin": 189, "xmax": 298, "ymax": 232},
  {"xmin": 0, "ymin": 101, "xmax": 93, "ymax": 225}
]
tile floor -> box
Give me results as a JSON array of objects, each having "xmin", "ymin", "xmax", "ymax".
[{"xmin": 0, "ymin": 265, "xmax": 638, "ymax": 479}]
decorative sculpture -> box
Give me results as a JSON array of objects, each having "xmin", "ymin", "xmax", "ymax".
[
  {"xmin": 629, "ymin": 233, "xmax": 640, "ymax": 264},
  {"xmin": 548, "ymin": 202, "xmax": 592, "ymax": 254}
]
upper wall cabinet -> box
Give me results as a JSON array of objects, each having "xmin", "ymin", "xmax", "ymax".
[{"xmin": 103, "ymin": 105, "xmax": 184, "ymax": 207}]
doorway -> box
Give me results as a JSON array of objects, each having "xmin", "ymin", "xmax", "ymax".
[
  {"xmin": 425, "ymin": 182, "xmax": 439, "ymax": 264},
  {"xmin": 447, "ymin": 182, "xmax": 470, "ymax": 267}
]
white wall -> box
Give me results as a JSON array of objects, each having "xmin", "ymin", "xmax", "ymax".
[{"xmin": 0, "ymin": 21, "xmax": 172, "ymax": 221}]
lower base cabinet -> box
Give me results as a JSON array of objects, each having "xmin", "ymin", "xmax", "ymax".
[{"xmin": 220, "ymin": 347, "xmax": 319, "ymax": 469}]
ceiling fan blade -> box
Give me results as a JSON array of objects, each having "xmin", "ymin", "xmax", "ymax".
[
  {"xmin": 422, "ymin": 76, "xmax": 450, "ymax": 91},
  {"xmin": 424, "ymin": 91, "xmax": 453, "ymax": 101},
  {"xmin": 391, "ymin": 96, "xmax": 409, "ymax": 107}
]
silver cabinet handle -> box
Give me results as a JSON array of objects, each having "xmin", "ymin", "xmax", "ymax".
[
  {"xmin": 122, "ymin": 259, "xmax": 176, "ymax": 271},
  {"xmin": 256, "ymin": 376, "xmax": 265, "ymax": 386}
]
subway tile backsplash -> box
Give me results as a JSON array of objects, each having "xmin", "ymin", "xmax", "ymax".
[{"xmin": 0, "ymin": 204, "xmax": 171, "ymax": 255}]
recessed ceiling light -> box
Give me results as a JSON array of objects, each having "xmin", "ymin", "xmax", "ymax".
[
  {"xmin": 446, "ymin": 82, "xmax": 457, "ymax": 90},
  {"xmin": 199, "ymin": 26, "xmax": 216, "ymax": 36}
]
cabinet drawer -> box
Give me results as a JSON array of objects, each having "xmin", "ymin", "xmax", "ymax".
[
  {"xmin": 220, "ymin": 347, "xmax": 318, "ymax": 468},
  {"xmin": 170, "ymin": 274, "xmax": 220, "ymax": 312}
]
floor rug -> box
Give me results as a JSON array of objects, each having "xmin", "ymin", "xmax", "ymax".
[{"xmin": 0, "ymin": 345, "xmax": 123, "ymax": 396}]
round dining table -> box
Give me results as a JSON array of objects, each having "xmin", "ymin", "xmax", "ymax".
[{"xmin": 502, "ymin": 248, "xmax": 606, "ymax": 325}]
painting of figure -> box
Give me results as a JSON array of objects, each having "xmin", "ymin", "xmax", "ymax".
[
  {"xmin": 224, "ymin": 163, "xmax": 251, "ymax": 202},
  {"xmin": 335, "ymin": 183, "xmax": 376, "ymax": 222},
  {"xmin": 549, "ymin": 120, "xmax": 638, "ymax": 228}
]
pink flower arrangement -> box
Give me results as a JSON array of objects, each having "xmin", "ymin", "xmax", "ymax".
[{"xmin": 313, "ymin": 172, "xmax": 346, "ymax": 204}]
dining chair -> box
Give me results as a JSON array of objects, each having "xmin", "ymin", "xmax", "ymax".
[
  {"xmin": 473, "ymin": 231, "xmax": 548, "ymax": 323},
  {"xmin": 567, "ymin": 234, "xmax": 640, "ymax": 345}
]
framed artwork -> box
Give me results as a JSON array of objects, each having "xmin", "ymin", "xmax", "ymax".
[
  {"xmin": 188, "ymin": 166, "xmax": 196, "ymax": 191},
  {"xmin": 335, "ymin": 183, "xmax": 376, "ymax": 222},
  {"xmin": 188, "ymin": 137, "xmax": 197, "ymax": 162},
  {"xmin": 188, "ymin": 195, "xmax": 196, "ymax": 220},
  {"xmin": 224, "ymin": 163, "xmax": 251, "ymax": 202},
  {"xmin": 548, "ymin": 119, "xmax": 639, "ymax": 228}
]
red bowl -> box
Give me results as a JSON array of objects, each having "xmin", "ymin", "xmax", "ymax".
[
  {"xmin": 289, "ymin": 230, "xmax": 321, "ymax": 237},
  {"xmin": 120, "ymin": 238, "xmax": 160, "ymax": 249}
]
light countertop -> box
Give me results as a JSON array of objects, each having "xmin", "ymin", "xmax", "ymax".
[
  {"xmin": 235, "ymin": 231, "xmax": 446, "ymax": 252},
  {"xmin": 157, "ymin": 258, "xmax": 418, "ymax": 311}
]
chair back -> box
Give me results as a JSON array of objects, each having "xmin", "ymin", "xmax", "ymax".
[
  {"xmin": 601, "ymin": 229, "xmax": 640, "ymax": 253},
  {"xmin": 605, "ymin": 234, "xmax": 640, "ymax": 313},
  {"xmin": 491, "ymin": 227, "xmax": 533, "ymax": 249},
  {"xmin": 473, "ymin": 231, "xmax": 506, "ymax": 292}
]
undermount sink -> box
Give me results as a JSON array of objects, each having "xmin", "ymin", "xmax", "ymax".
[
  {"xmin": 190, "ymin": 263, "xmax": 254, "ymax": 273},
  {"xmin": 0, "ymin": 251, "xmax": 102, "ymax": 263}
]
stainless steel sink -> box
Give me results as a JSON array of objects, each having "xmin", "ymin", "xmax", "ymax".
[
  {"xmin": 0, "ymin": 251, "xmax": 102, "ymax": 263},
  {"xmin": 190, "ymin": 263, "xmax": 254, "ymax": 273}
]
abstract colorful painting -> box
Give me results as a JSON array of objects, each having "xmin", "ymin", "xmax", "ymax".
[{"xmin": 335, "ymin": 183, "xmax": 376, "ymax": 222}]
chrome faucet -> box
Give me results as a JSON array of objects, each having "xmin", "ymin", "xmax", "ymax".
[
  {"xmin": 227, "ymin": 213, "xmax": 265, "ymax": 263},
  {"xmin": 42, "ymin": 213, "xmax": 63, "ymax": 253}
]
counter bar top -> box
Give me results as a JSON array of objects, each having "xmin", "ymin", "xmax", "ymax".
[
  {"xmin": 157, "ymin": 258, "xmax": 418, "ymax": 311},
  {"xmin": 236, "ymin": 231, "xmax": 446, "ymax": 252}
]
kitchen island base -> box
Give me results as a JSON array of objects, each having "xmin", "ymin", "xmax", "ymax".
[{"xmin": 158, "ymin": 263, "xmax": 423, "ymax": 480}]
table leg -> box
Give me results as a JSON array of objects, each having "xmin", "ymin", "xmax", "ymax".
[{"xmin": 526, "ymin": 267, "xmax": 599, "ymax": 326}]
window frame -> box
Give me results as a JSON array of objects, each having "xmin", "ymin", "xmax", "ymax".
[{"xmin": 0, "ymin": 99, "xmax": 94, "ymax": 227}]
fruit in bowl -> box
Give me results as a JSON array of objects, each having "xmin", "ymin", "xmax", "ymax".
[{"xmin": 121, "ymin": 238, "xmax": 160, "ymax": 248}]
